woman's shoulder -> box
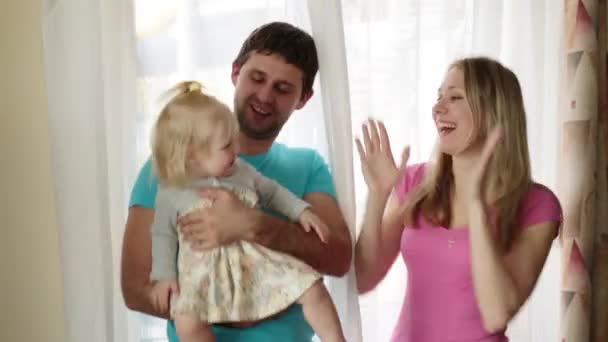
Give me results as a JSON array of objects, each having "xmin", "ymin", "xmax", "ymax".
[
  {"xmin": 523, "ymin": 183, "xmax": 561, "ymax": 208},
  {"xmin": 517, "ymin": 182, "xmax": 563, "ymax": 228}
]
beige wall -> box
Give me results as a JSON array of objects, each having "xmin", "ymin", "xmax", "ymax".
[{"xmin": 0, "ymin": 1, "xmax": 66, "ymax": 341}]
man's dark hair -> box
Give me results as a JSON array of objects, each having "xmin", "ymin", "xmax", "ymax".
[{"xmin": 233, "ymin": 22, "xmax": 319, "ymax": 95}]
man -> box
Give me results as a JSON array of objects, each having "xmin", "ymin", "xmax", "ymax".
[{"xmin": 121, "ymin": 21, "xmax": 352, "ymax": 342}]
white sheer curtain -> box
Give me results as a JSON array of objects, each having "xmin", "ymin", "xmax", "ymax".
[
  {"xmin": 307, "ymin": 1, "xmax": 362, "ymax": 340},
  {"xmin": 42, "ymin": 0, "xmax": 564, "ymax": 341},
  {"xmin": 41, "ymin": 0, "xmax": 139, "ymax": 341},
  {"xmin": 340, "ymin": 1, "xmax": 564, "ymax": 341}
]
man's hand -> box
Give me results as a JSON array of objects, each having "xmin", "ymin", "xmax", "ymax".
[
  {"xmin": 178, "ymin": 188, "xmax": 352, "ymax": 276},
  {"xmin": 178, "ymin": 188, "xmax": 259, "ymax": 250}
]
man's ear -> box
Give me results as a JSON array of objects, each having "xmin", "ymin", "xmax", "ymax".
[
  {"xmin": 231, "ymin": 64, "xmax": 241, "ymax": 86},
  {"xmin": 296, "ymin": 89, "xmax": 314, "ymax": 110}
]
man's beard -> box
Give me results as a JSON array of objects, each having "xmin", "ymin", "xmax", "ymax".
[{"xmin": 235, "ymin": 106, "xmax": 284, "ymax": 140}]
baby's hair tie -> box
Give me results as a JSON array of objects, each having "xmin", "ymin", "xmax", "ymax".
[{"xmin": 188, "ymin": 82, "xmax": 202, "ymax": 93}]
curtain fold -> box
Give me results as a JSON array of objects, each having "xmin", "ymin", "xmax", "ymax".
[
  {"xmin": 41, "ymin": 0, "xmax": 139, "ymax": 341},
  {"xmin": 307, "ymin": 1, "xmax": 362, "ymax": 341},
  {"xmin": 560, "ymin": 1, "xmax": 608, "ymax": 341},
  {"xmin": 591, "ymin": 2, "xmax": 608, "ymax": 340}
]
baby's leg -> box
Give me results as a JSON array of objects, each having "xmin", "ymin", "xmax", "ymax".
[
  {"xmin": 297, "ymin": 279, "xmax": 346, "ymax": 342},
  {"xmin": 174, "ymin": 313, "xmax": 215, "ymax": 342}
]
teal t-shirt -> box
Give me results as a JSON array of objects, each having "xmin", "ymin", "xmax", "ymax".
[{"xmin": 129, "ymin": 143, "xmax": 336, "ymax": 342}]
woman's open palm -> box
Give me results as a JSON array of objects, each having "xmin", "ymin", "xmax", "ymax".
[
  {"xmin": 355, "ymin": 119, "xmax": 410, "ymax": 196},
  {"xmin": 468, "ymin": 127, "xmax": 504, "ymax": 201}
]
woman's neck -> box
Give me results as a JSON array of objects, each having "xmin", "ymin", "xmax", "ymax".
[
  {"xmin": 452, "ymin": 152, "xmax": 479, "ymax": 184},
  {"xmin": 450, "ymin": 146, "xmax": 494, "ymax": 201}
]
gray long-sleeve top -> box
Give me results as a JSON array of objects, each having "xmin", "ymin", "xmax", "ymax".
[{"xmin": 150, "ymin": 158, "xmax": 310, "ymax": 281}]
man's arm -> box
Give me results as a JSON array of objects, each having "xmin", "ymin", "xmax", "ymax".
[
  {"xmin": 251, "ymin": 192, "xmax": 352, "ymax": 276},
  {"xmin": 120, "ymin": 206, "xmax": 170, "ymax": 319}
]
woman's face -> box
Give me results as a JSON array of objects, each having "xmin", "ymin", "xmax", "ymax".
[{"xmin": 432, "ymin": 67, "xmax": 479, "ymax": 156}]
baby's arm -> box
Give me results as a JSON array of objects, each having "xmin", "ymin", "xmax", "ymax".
[
  {"xmin": 150, "ymin": 187, "xmax": 180, "ymax": 313},
  {"xmin": 150, "ymin": 187, "xmax": 179, "ymax": 281},
  {"xmin": 241, "ymin": 163, "xmax": 330, "ymax": 242},
  {"xmin": 299, "ymin": 210, "xmax": 330, "ymax": 243}
]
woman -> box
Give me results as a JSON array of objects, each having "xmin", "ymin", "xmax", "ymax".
[{"xmin": 354, "ymin": 57, "xmax": 562, "ymax": 341}]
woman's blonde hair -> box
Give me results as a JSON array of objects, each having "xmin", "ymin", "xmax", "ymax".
[
  {"xmin": 151, "ymin": 81, "xmax": 239, "ymax": 187},
  {"xmin": 403, "ymin": 57, "xmax": 532, "ymax": 251}
]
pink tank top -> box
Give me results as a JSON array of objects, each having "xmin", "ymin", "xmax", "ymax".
[{"xmin": 390, "ymin": 164, "xmax": 562, "ymax": 342}]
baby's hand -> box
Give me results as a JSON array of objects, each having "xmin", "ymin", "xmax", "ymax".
[
  {"xmin": 150, "ymin": 280, "xmax": 179, "ymax": 314},
  {"xmin": 299, "ymin": 209, "xmax": 330, "ymax": 243}
]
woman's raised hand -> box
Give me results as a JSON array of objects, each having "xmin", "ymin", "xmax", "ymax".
[{"xmin": 355, "ymin": 119, "xmax": 410, "ymax": 197}]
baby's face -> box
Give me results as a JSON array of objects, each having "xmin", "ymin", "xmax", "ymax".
[{"xmin": 191, "ymin": 135, "xmax": 239, "ymax": 178}]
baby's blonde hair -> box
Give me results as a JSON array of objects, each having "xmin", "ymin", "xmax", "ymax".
[{"xmin": 151, "ymin": 81, "xmax": 239, "ymax": 187}]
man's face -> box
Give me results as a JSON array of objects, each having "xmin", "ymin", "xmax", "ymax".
[{"xmin": 231, "ymin": 52, "xmax": 312, "ymax": 140}]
